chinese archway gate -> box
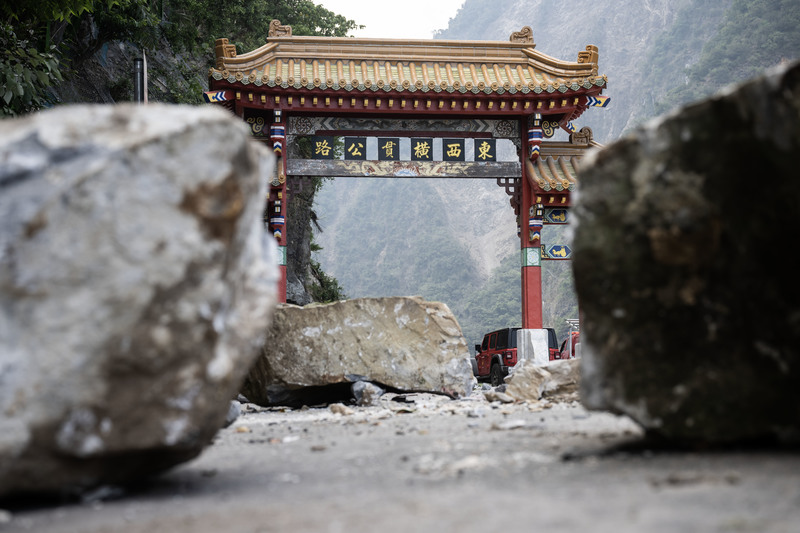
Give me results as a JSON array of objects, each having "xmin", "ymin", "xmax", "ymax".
[{"xmin": 206, "ymin": 21, "xmax": 608, "ymax": 329}]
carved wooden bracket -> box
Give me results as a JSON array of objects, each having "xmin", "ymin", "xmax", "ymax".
[{"xmin": 497, "ymin": 177, "xmax": 521, "ymax": 213}]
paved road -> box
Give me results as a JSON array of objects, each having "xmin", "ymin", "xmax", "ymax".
[{"xmin": 4, "ymin": 393, "xmax": 800, "ymax": 532}]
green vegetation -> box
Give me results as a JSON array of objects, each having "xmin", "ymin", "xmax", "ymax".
[
  {"xmin": 1, "ymin": 0, "xmax": 161, "ymax": 116},
  {"xmin": 309, "ymin": 253, "xmax": 347, "ymax": 303},
  {"xmin": 647, "ymin": 0, "xmax": 800, "ymax": 114},
  {"xmin": 1, "ymin": 0, "xmax": 359, "ymax": 116},
  {"xmin": 161, "ymin": 0, "xmax": 360, "ymax": 55},
  {"xmin": 2, "ymin": 0, "xmax": 115, "ymax": 23},
  {"xmin": 1, "ymin": 23, "xmax": 63, "ymax": 117}
]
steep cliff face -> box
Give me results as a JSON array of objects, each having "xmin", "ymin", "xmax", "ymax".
[{"xmin": 51, "ymin": 38, "xmax": 208, "ymax": 106}]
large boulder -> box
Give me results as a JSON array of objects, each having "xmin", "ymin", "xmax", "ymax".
[
  {"xmin": 0, "ymin": 104, "xmax": 278, "ymax": 497},
  {"xmin": 573, "ymin": 61, "xmax": 800, "ymax": 443},
  {"xmin": 242, "ymin": 297, "xmax": 476, "ymax": 405}
]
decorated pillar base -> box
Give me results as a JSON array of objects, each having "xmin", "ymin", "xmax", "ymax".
[
  {"xmin": 278, "ymin": 246, "xmax": 287, "ymax": 303},
  {"xmin": 521, "ymin": 247, "xmax": 543, "ymax": 329}
]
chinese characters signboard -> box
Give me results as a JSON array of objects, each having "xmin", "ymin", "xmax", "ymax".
[
  {"xmin": 443, "ymin": 139, "xmax": 465, "ymax": 161},
  {"xmin": 306, "ymin": 137, "xmax": 499, "ymax": 163},
  {"xmin": 344, "ymin": 137, "xmax": 366, "ymax": 160},
  {"xmin": 474, "ymin": 139, "xmax": 496, "ymax": 161},
  {"xmin": 311, "ymin": 136, "xmax": 335, "ymax": 159},
  {"xmin": 379, "ymin": 138, "xmax": 399, "ymax": 160},
  {"xmin": 411, "ymin": 138, "xmax": 433, "ymax": 161}
]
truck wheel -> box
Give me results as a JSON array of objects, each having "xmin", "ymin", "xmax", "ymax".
[{"xmin": 490, "ymin": 364, "xmax": 504, "ymax": 387}]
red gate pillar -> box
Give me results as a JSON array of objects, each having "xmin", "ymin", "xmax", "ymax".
[
  {"xmin": 521, "ymin": 114, "xmax": 544, "ymax": 329},
  {"xmin": 267, "ymin": 111, "xmax": 288, "ymax": 303}
]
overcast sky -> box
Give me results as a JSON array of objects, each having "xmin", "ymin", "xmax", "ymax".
[{"xmin": 315, "ymin": 0, "xmax": 466, "ymax": 39}]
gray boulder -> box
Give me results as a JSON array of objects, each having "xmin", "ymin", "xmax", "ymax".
[
  {"xmin": 505, "ymin": 359, "xmax": 580, "ymax": 402},
  {"xmin": 573, "ymin": 60, "xmax": 800, "ymax": 443},
  {"xmin": 242, "ymin": 296, "xmax": 476, "ymax": 405},
  {"xmin": 0, "ymin": 103, "xmax": 278, "ymax": 496}
]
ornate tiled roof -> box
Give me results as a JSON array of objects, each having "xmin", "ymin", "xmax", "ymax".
[
  {"xmin": 527, "ymin": 154, "xmax": 580, "ymax": 192},
  {"xmin": 528, "ymin": 130, "xmax": 600, "ymax": 192},
  {"xmin": 209, "ymin": 22, "xmax": 607, "ymax": 97}
]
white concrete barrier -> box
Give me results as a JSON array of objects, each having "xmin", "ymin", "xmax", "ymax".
[{"xmin": 516, "ymin": 329, "xmax": 551, "ymax": 367}]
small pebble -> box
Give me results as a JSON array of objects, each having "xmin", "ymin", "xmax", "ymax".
[{"xmin": 329, "ymin": 403, "xmax": 355, "ymax": 416}]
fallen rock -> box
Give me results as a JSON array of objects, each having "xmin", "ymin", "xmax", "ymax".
[
  {"xmin": 241, "ymin": 297, "xmax": 475, "ymax": 405},
  {"xmin": 504, "ymin": 362, "xmax": 550, "ymax": 401},
  {"xmin": 329, "ymin": 403, "xmax": 355, "ymax": 416},
  {"xmin": 483, "ymin": 390, "xmax": 515, "ymax": 404},
  {"xmin": 541, "ymin": 359, "xmax": 580, "ymax": 398},
  {"xmin": 573, "ymin": 60, "xmax": 800, "ymax": 443},
  {"xmin": 504, "ymin": 360, "xmax": 580, "ymax": 402},
  {"xmin": 352, "ymin": 381, "xmax": 385, "ymax": 406},
  {"xmin": 0, "ymin": 104, "xmax": 278, "ymax": 497},
  {"xmin": 224, "ymin": 401, "xmax": 243, "ymax": 428}
]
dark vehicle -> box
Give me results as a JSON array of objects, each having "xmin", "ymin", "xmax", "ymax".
[
  {"xmin": 474, "ymin": 327, "xmax": 560, "ymax": 385},
  {"xmin": 544, "ymin": 327, "xmax": 560, "ymax": 361}
]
